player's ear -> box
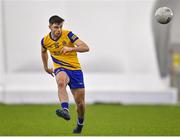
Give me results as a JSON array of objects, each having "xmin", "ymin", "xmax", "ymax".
[{"xmin": 48, "ymin": 24, "xmax": 52, "ymax": 29}]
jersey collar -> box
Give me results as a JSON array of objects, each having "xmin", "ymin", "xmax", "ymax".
[{"xmin": 49, "ymin": 32, "xmax": 62, "ymax": 41}]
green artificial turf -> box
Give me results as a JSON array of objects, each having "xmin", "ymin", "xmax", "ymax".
[{"xmin": 0, "ymin": 103, "xmax": 180, "ymax": 136}]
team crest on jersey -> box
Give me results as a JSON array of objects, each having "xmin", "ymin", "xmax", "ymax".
[{"xmin": 62, "ymin": 41, "xmax": 67, "ymax": 46}]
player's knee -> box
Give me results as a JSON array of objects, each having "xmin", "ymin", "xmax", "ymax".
[
  {"xmin": 57, "ymin": 80, "xmax": 66, "ymax": 88},
  {"xmin": 76, "ymin": 100, "xmax": 85, "ymax": 109}
]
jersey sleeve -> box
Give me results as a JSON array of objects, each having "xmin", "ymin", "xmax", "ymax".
[
  {"xmin": 41, "ymin": 38, "xmax": 47, "ymax": 49},
  {"xmin": 67, "ymin": 31, "xmax": 79, "ymax": 43}
]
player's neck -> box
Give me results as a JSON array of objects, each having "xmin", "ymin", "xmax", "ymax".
[{"xmin": 50, "ymin": 32, "xmax": 61, "ymax": 41}]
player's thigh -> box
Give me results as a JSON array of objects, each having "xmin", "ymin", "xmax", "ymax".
[
  {"xmin": 55, "ymin": 71, "xmax": 70, "ymax": 86},
  {"xmin": 71, "ymin": 88, "xmax": 85, "ymax": 102}
]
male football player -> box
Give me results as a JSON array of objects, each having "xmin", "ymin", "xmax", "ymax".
[{"xmin": 41, "ymin": 15, "xmax": 89, "ymax": 133}]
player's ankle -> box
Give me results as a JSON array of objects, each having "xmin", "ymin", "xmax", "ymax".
[
  {"xmin": 61, "ymin": 102, "xmax": 69, "ymax": 111},
  {"xmin": 77, "ymin": 117, "xmax": 84, "ymax": 125}
]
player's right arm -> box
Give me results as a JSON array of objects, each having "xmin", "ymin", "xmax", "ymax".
[{"xmin": 41, "ymin": 46, "xmax": 54, "ymax": 77}]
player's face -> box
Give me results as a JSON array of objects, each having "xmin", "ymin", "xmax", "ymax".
[{"xmin": 49, "ymin": 22, "xmax": 63, "ymax": 37}]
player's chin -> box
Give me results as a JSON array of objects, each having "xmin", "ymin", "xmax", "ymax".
[{"xmin": 55, "ymin": 33, "xmax": 60, "ymax": 37}]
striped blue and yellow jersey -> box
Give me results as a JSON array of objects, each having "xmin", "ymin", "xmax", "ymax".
[{"xmin": 41, "ymin": 30, "xmax": 81, "ymax": 70}]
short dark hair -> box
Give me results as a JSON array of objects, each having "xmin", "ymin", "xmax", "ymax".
[{"xmin": 49, "ymin": 15, "xmax": 64, "ymax": 24}]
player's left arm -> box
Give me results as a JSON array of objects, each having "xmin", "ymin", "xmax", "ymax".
[
  {"xmin": 61, "ymin": 39, "xmax": 89, "ymax": 54},
  {"xmin": 73, "ymin": 39, "xmax": 89, "ymax": 52}
]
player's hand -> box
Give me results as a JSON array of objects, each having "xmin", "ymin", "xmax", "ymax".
[
  {"xmin": 44, "ymin": 67, "xmax": 54, "ymax": 77},
  {"xmin": 60, "ymin": 46, "xmax": 73, "ymax": 55}
]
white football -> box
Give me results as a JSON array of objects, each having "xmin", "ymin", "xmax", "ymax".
[{"xmin": 155, "ymin": 7, "xmax": 173, "ymax": 24}]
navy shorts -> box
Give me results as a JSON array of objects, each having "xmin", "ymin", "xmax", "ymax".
[{"xmin": 54, "ymin": 68, "xmax": 85, "ymax": 89}]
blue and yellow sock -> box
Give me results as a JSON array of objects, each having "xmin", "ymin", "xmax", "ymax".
[
  {"xmin": 77, "ymin": 117, "xmax": 84, "ymax": 126},
  {"xmin": 61, "ymin": 102, "xmax": 69, "ymax": 111}
]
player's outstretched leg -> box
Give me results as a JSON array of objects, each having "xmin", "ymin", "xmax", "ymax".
[
  {"xmin": 56, "ymin": 107, "xmax": 70, "ymax": 120},
  {"xmin": 55, "ymin": 71, "xmax": 70, "ymax": 121}
]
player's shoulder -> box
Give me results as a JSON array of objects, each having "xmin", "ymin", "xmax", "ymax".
[
  {"xmin": 62, "ymin": 29, "xmax": 78, "ymax": 39},
  {"xmin": 41, "ymin": 33, "xmax": 50, "ymax": 46},
  {"xmin": 42, "ymin": 33, "xmax": 50, "ymax": 40},
  {"xmin": 62, "ymin": 29, "xmax": 76, "ymax": 37},
  {"xmin": 62, "ymin": 29, "xmax": 71, "ymax": 35}
]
